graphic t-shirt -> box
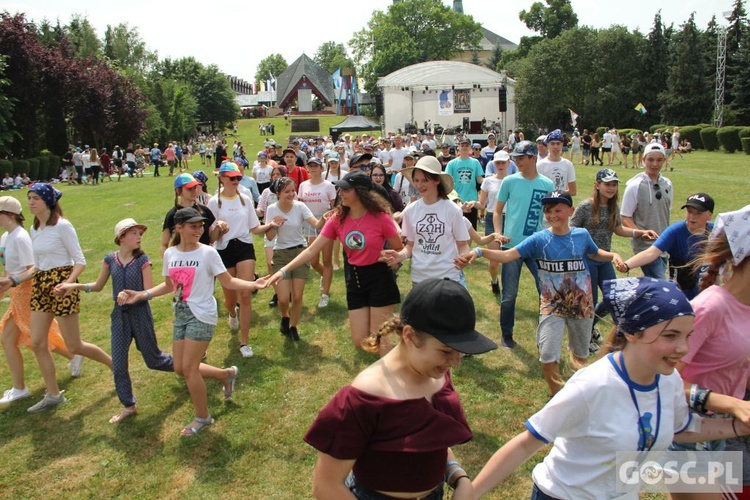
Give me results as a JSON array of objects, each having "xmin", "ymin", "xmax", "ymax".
[
  {"xmin": 446, "ymin": 157, "xmax": 484, "ymax": 202},
  {"xmin": 321, "ymin": 211, "xmax": 398, "ymax": 266},
  {"xmin": 497, "ymin": 173, "xmax": 554, "ymax": 248},
  {"xmin": 515, "ymin": 228, "xmax": 599, "ymax": 319},
  {"xmin": 162, "ymin": 244, "xmax": 226, "ymax": 325}
]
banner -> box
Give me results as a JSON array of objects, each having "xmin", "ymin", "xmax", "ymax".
[
  {"xmin": 438, "ymin": 89, "xmax": 454, "ymax": 116},
  {"xmin": 454, "ymin": 89, "xmax": 471, "ymax": 113},
  {"xmin": 635, "ymin": 102, "xmax": 647, "ymax": 115}
]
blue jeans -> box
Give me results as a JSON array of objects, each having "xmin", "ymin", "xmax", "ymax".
[
  {"xmin": 531, "ymin": 483, "xmax": 561, "ymax": 499},
  {"xmin": 500, "ymin": 255, "xmax": 541, "ymax": 339},
  {"xmin": 641, "ymin": 255, "xmax": 668, "ymax": 279},
  {"xmin": 589, "ymin": 260, "xmax": 616, "ymax": 326}
]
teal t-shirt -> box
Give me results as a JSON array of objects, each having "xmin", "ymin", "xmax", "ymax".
[
  {"xmin": 496, "ymin": 173, "xmax": 554, "ymax": 248},
  {"xmin": 446, "ymin": 157, "xmax": 484, "ymax": 202}
]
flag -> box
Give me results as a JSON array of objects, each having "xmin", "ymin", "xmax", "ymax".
[
  {"xmin": 635, "ymin": 102, "xmax": 647, "ymax": 115},
  {"xmin": 569, "ymin": 108, "xmax": 579, "ymax": 127},
  {"xmin": 260, "ymin": 81, "xmax": 266, "ymax": 92},
  {"xmin": 270, "ymin": 73, "xmax": 276, "ymax": 90},
  {"xmin": 332, "ymin": 68, "xmax": 341, "ymax": 89},
  {"xmin": 252, "ymin": 81, "xmax": 256, "ymax": 94}
]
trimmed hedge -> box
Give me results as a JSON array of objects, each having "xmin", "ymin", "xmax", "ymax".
[
  {"xmin": 33, "ymin": 156, "xmax": 48, "ymax": 180},
  {"xmin": 649, "ymin": 124, "xmax": 669, "ymax": 134},
  {"xmin": 717, "ymin": 126, "xmax": 743, "ymax": 153},
  {"xmin": 739, "ymin": 127, "xmax": 750, "ymax": 139},
  {"xmin": 12, "ymin": 159, "xmax": 29, "ymax": 175},
  {"xmin": 596, "ymin": 126, "xmax": 606, "ymax": 137},
  {"xmin": 0, "ymin": 159, "xmax": 12, "ymax": 177},
  {"xmin": 741, "ymin": 137, "xmax": 750, "ymax": 155},
  {"xmin": 27, "ymin": 158, "xmax": 39, "ymax": 180},
  {"xmin": 47, "ymin": 154, "xmax": 60, "ymax": 176},
  {"xmin": 680, "ymin": 125, "xmax": 704, "ymax": 150},
  {"xmin": 700, "ymin": 127, "xmax": 720, "ymax": 151}
]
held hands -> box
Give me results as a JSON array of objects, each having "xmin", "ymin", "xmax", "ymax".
[
  {"xmin": 215, "ymin": 220, "xmax": 230, "ymax": 235},
  {"xmin": 493, "ymin": 234, "xmax": 510, "ymax": 245},
  {"xmin": 270, "ymin": 215, "xmax": 286, "ymax": 228},
  {"xmin": 611, "ymin": 253, "xmax": 625, "ymax": 272},
  {"xmin": 251, "ymin": 275, "xmax": 272, "ymax": 290},
  {"xmin": 267, "ymin": 271, "xmax": 285, "ymax": 287},
  {"xmin": 641, "ymin": 229, "xmax": 658, "ymax": 241},
  {"xmin": 379, "ymin": 249, "xmax": 401, "ymax": 266},
  {"xmin": 454, "ymin": 250, "xmax": 478, "ymax": 268},
  {"xmin": 460, "ymin": 201, "xmax": 475, "ymax": 214},
  {"xmin": 0, "ymin": 278, "xmax": 12, "ymax": 293},
  {"xmin": 116, "ymin": 289, "xmax": 145, "ymax": 306},
  {"xmin": 53, "ymin": 282, "xmax": 76, "ymax": 297}
]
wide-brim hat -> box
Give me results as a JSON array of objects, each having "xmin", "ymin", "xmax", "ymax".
[
  {"xmin": 114, "ymin": 218, "xmax": 147, "ymax": 243},
  {"xmin": 401, "ymin": 156, "xmax": 454, "ymax": 193}
]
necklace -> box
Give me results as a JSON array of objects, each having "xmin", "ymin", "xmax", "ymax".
[{"xmin": 610, "ymin": 352, "xmax": 661, "ymax": 452}]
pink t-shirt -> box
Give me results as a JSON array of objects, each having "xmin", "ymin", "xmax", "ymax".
[
  {"xmin": 681, "ymin": 285, "xmax": 750, "ymax": 399},
  {"xmin": 164, "ymin": 147, "xmax": 176, "ymax": 161},
  {"xmin": 321, "ymin": 211, "xmax": 398, "ymax": 267}
]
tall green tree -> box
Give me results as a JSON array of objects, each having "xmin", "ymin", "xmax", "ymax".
[
  {"xmin": 255, "ymin": 54, "xmax": 287, "ymax": 84},
  {"xmin": 314, "ymin": 42, "xmax": 353, "ymax": 74},
  {"xmin": 640, "ymin": 11, "xmax": 672, "ymax": 123},
  {"xmin": 659, "ymin": 13, "xmax": 712, "ymax": 124},
  {"xmin": 730, "ymin": 27, "xmax": 750, "ymax": 123},
  {"xmin": 350, "ymin": 0, "xmax": 482, "ymax": 94},
  {"xmin": 0, "ymin": 56, "xmax": 18, "ymax": 157},
  {"xmin": 726, "ymin": 0, "xmax": 748, "ymax": 109},
  {"xmin": 65, "ymin": 14, "xmax": 101, "ymax": 60},
  {"xmin": 519, "ymin": 0, "xmax": 578, "ymax": 39},
  {"xmin": 487, "ymin": 43, "xmax": 503, "ymax": 71},
  {"xmin": 104, "ymin": 23, "xmax": 157, "ymax": 74}
]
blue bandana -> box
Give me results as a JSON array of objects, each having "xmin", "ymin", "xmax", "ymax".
[
  {"xmin": 29, "ymin": 183, "xmax": 63, "ymax": 208},
  {"xmin": 546, "ymin": 129, "xmax": 563, "ymax": 143},
  {"xmin": 603, "ymin": 277, "xmax": 693, "ymax": 335}
]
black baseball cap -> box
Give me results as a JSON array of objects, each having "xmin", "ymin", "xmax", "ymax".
[
  {"xmin": 174, "ymin": 207, "xmax": 207, "ymax": 225},
  {"xmin": 681, "ymin": 193, "xmax": 714, "ymax": 213},
  {"xmin": 400, "ymin": 278, "xmax": 497, "ymax": 355},
  {"xmin": 541, "ymin": 190, "xmax": 573, "ymax": 207},
  {"xmin": 334, "ymin": 171, "xmax": 373, "ymax": 190}
]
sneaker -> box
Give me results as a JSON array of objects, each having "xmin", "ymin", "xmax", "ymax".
[
  {"xmin": 239, "ymin": 345, "xmax": 254, "ymax": 358},
  {"xmin": 589, "ymin": 341, "xmax": 601, "ymax": 355},
  {"xmin": 280, "ymin": 316, "xmax": 290, "ymax": 336},
  {"xmin": 268, "ymin": 294, "xmax": 278, "ymax": 307},
  {"xmin": 289, "ymin": 326, "xmax": 300, "ymax": 341},
  {"xmin": 501, "ymin": 337, "xmax": 516, "ymax": 349},
  {"xmin": 224, "ymin": 366, "xmax": 239, "ymax": 400},
  {"xmin": 591, "ymin": 327, "xmax": 602, "ymax": 343},
  {"xmin": 491, "ymin": 280, "xmax": 500, "ymax": 295},
  {"xmin": 0, "ymin": 387, "xmax": 31, "ymax": 404},
  {"xmin": 318, "ymin": 294, "xmax": 329, "ymax": 308},
  {"xmin": 228, "ymin": 306, "xmax": 239, "ymax": 331},
  {"xmin": 68, "ymin": 355, "xmax": 84, "ymax": 378},
  {"xmin": 27, "ymin": 391, "xmax": 67, "ymax": 413}
]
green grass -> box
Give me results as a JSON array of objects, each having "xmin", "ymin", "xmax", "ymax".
[{"xmin": 0, "ymin": 117, "xmax": 745, "ymax": 498}]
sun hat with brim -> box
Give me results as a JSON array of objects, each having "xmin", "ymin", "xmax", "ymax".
[
  {"xmin": 174, "ymin": 207, "xmax": 207, "ymax": 225},
  {"xmin": 401, "ymin": 156, "xmax": 454, "ymax": 193},
  {"xmin": 333, "ymin": 171, "xmax": 373, "ymax": 190},
  {"xmin": 114, "ymin": 218, "xmax": 147, "ymax": 243},
  {"xmin": 349, "ymin": 153, "xmax": 373, "ymax": 166},
  {"xmin": 400, "ymin": 278, "xmax": 497, "ymax": 355},
  {"xmin": 174, "ymin": 173, "xmax": 201, "ymax": 189},
  {"xmin": 218, "ymin": 162, "xmax": 243, "ymax": 177}
]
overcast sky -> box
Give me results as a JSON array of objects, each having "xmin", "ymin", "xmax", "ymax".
[{"xmin": 5, "ymin": 0, "xmax": 735, "ymax": 82}]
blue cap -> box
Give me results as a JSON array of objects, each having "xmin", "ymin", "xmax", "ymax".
[
  {"xmin": 510, "ymin": 140, "xmax": 538, "ymax": 158},
  {"xmin": 546, "ymin": 129, "xmax": 563, "ymax": 143},
  {"xmin": 192, "ymin": 170, "xmax": 208, "ymax": 184}
]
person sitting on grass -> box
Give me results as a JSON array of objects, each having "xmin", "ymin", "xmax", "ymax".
[{"xmin": 457, "ymin": 191, "xmax": 624, "ymax": 396}]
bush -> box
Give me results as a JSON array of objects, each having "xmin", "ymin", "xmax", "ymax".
[
  {"xmin": 35, "ymin": 156, "xmax": 50, "ymax": 180},
  {"xmin": 596, "ymin": 126, "xmax": 606, "ymax": 137},
  {"xmin": 649, "ymin": 123, "xmax": 669, "ymax": 134},
  {"xmin": 717, "ymin": 126, "xmax": 743, "ymax": 153},
  {"xmin": 700, "ymin": 127, "xmax": 720, "ymax": 151},
  {"xmin": 618, "ymin": 128, "xmax": 639, "ymax": 139},
  {"xmin": 0, "ymin": 159, "xmax": 12, "ymax": 177},
  {"xmin": 738, "ymin": 127, "xmax": 750, "ymax": 139},
  {"xmin": 27, "ymin": 158, "xmax": 39, "ymax": 180},
  {"xmin": 47, "ymin": 154, "xmax": 61, "ymax": 178},
  {"xmin": 742, "ymin": 137, "xmax": 750, "ymax": 155},
  {"xmin": 12, "ymin": 159, "xmax": 29, "ymax": 175},
  {"xmin": 680, "ymin": 126, "xmax": 704, "ymax": 150}
]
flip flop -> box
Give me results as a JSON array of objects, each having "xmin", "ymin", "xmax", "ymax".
[
  {"xmin": 180, "ymin": 415, "xmax": 214, "ymax": 437},
  {"xmin": 109, "ymin": 406, "xmax": 137, "ymax": 424},
  {"xmin": 224, "ymin": 366, "xmax": 239, "ymax": 401}
]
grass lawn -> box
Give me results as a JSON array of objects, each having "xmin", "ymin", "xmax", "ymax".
[{"xmin": 0, "ymin": 117, "xmax": 746, "ymax": 499}]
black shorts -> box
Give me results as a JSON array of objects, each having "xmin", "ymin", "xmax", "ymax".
[
  {"xmin": 217, "ymin": 238, "xmax": 256, "ymax": 268},
  {"xmin": 602, "ymin": 147, "xmax": 612, "ymax": 152},
  {"xmin": 345, "ymin": 262, "xmax": 400, "ymax": 310}
]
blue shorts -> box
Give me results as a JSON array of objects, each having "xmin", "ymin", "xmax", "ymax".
[{"xmin": 173, "ymin": 302, "xmax": 214, "ymax": 342}]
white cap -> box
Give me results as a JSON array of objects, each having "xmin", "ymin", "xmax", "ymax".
[
  {"xmin": 493, "ymin": 150, "xmax": 510, "ymax": 162},
  {"xmin": 0, "ymin": 196, "xmax": 22, "ymax": 215},
  {"xmin": 643, "ymin": 143, "xmax": 666, "ymax": 157},
  {"xmin": 536, "ymin": 135, "xmax": 547, "ymax": 143}
]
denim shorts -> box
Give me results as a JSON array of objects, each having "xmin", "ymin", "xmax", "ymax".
[
  {"xmin": 345, "ymin": 474, "xmax": 444, "ymax": 500},
  {"xmin": 173, "ymin": 301, "xmax": 214, "ymax": 342}
]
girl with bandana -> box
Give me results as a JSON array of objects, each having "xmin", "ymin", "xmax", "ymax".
[
  {"xmin": 473, "ymin": 277, "xmax": 750, "ymax": 499},
  {"xmin": 0, "ymin": 184, "xmax": 113, "ymax": 413}
]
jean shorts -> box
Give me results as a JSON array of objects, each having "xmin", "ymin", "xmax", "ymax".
[{"xmin": 173, "ymin": 301, "xmax": 214, "ymax": 342}]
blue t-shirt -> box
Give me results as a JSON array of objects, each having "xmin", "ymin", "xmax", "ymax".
[
  {"xmin": 654, "ymin": 220, "xmax": 713, "ymax": 299},
  {"xmin": 497, "ymin": 173, "xmax": 554, "ymax": 248},
  {"xmin": 446, "ymin": 157, "xmax": 484, "ymax": 202},
  {"xmin": 515, "ymin": 228, "xmax": 599, "ymax": 318}
]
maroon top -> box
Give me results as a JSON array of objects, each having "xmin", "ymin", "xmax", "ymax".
[{"xmin": 303, "ymin": 372, "xmax": 472, "ymax": 492}]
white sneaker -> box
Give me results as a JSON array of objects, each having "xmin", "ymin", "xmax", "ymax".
[
  {"xmin": 318, "ymin": 294, "xmax": 329, "ymax": 308},
  {"xmin": 228, "ymin": 306, "xmax": 239, "ymax": 331},
  {"xmin": 68, "ymin": 355, "xmax": 84, "ymax": 377},
  {"xmin": 239, "ymin": 345, "xmax": 254, "ymax": 358},
  {"xmin": 0, "ymin": 387, "xmax": 31, "ymax": 404},
  {"xmin": 27, "ymin": 391, "xmax": 67, "ymax": 413}
]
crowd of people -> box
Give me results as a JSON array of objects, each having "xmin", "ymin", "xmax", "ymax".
[{"xmin": 1, "ymin": 123, "xmax": 749, "ymax": 499}]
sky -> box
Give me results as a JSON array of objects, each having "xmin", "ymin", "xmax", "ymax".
[{"xmin": 5, "ymin": 0, "xmax": 736, "ymax": 83}]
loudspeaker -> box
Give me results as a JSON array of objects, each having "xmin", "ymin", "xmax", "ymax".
[
  {"xmin": 499, "ymin": 85, "xmax": 507, "ymax": 112},
  {"xmin": 462, "ymin": 117, "xmax": 470, "ymax": 131},
  {"xmin": 375, "ymin": 93, "xmax": 384, "ymax": 116}
]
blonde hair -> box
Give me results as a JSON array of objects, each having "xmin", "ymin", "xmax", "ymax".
[{"xmin": 361, "ymin": 315, "xmax": 430, "ymax": 353}]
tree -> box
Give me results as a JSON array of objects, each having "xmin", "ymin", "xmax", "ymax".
[
  {"xmin": 640, "ymin": 11, "xmax": 672, "ymax": 123},
  {"xmin": 659, "ymin": 13, "xmax": 712, "ymax": 124},
  {"xmin": 65, "ymin": 14, "xmax": 101, "ymax": 60},
  {"xmin": 726, "ymin": 0, "xmax": 749, "ymax": 108},
  {"xmin": 255, "ymin": 54, "xmax": 287, "ymax": 85},
  {"xmin": 0, "ymin": 56, "xmax": 18, "ymax": 157},
  {"xmin": 314, "ymin": 42, "xmax": 353, "ymax": 74},
  {"xmin": 103, "ymin": 23, "xmax": 157, "ymax": 74},
  {"xmin": 730, "ymin": 27, "xmax": 750, "ymax": 123},
  {"xmin": 519, "ymin": 0, "xmax": 578, "ymax": 39},
  {"xmin": 350, "ymin": 0, "xmax": 482, "ymax": 93},
  {"xmin": 191, "ymin": 65, "xmax": 239, "ymax": 130},
  {"xmin": 487, "ymin": 43, "xmax": 503, "ymax": 71}
]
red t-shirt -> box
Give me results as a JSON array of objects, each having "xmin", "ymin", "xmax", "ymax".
[
  {"xmin": 286, "ymin": 165, "xmax": 310, "ymax": 188},
  {"xmin": 320, "ymin": 211, "xmax": 398, "ymax": 266},
  {"xmin": 303, "ymin": 372, "xmax": 472, "ymax": 492}
]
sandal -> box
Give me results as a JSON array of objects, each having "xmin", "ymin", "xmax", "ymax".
[
  {"xmin": 180, "ymin": 415, "xmax": 215, "ymax": 437},
  {"xmin": 109, "ymin": 406, "xmax": 137, "ymax": 424},
  {"xmin": 224, "ymin": 366, "xmax": 239, "ymax": 400}
]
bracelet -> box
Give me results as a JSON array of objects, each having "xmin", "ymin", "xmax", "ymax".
[
  {"xmin": 279, "ymin": 268, "xmax": 287, "ymax": 279},
  {"xmin": 85, "ymin": 284, "xmax": 92, "ymax": 293},
  {"xmin": 692, "ymin": 387, "xmax": 712, "ymax": 414},
  {"xmin": 446, "ymin": 467, "xmax": 466, "ymax": 485},
  {"xmin": 632, "ymin": 229, "xmax": 637, "ymax": 238},
  {"xmin": 689, "ymin": 384, "xmax": 698, "ymax": 409},
  {"xmin": 145, "ymin": 290, "xmax": 151, "ymax": 301},
  {"xmin": 450, "ymin": 475, "xmax": 470, "ymax": 489},
  {"xmin": 473, "ymin": 247, "xmax": 483, "ymax": 259},
  {"xmin": 8, "ymin": 275, "xmax": 18, "ymax": 287},
  {"xmin": 732, "ymin": 417, "xmax": 741, "ymax": 438},
  {"xmin": 446, "ymin": 461, "xmax": 460, "ymax": 468},
  {"xmin": 624, "ymin": 263, "xmax": 630, "ymax": 272}
]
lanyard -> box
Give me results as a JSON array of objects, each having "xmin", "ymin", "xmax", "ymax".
[{"xmin": 611, "ymin": 352, "xmax": 661, "ymax": 451}]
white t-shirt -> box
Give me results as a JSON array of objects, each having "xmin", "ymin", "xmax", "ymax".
[
  {"xmin": 31, "ymin": 219, "xmax": 86, "ymax": 271},
  {"xmin": 602, "ymin": 132, "xmax": 613, "ymax": 148},
  {"xmin": 480, "ymin": 176, "xmax": 505, "ymax": 213},
  {"xmin": 207, "ymin": 193, "xmax": 259, "ymax": 250},
  {"xmin": 388, "ymin": 148, "xmax": 407, "ymax": 172},
  {"xmin": 298, "ymin": 179, "xmax": 336, "ymax": 217},
  {"xmin": 401, "ymin": 198, "xmax": 470, "ymax": 283},
  {"xmin": 253, "ymin": 163, "xmax": 273, "ymax": 184},
  {"xmin": 265, "ymin": 201, "xmax": 313, "ymax": 250},
  {"xmin": 393, "ymin": 172, "xmax": 418, "ymax": 206},
  {"xmin": 0, "ymin": 226, "xmax": 34, "ymax": 274},
  {"xmin": 536, "ymin": 157, "xmax": 576, "ymax": 193},
  {"xmin": 163, "ymin": 244, "xmax": 226, "ymax": 325},
  {"xmin": 526, "ymin": 353, "xmax": 692, "ymax": 500}
]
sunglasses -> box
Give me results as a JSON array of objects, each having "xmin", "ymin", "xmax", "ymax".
[{"xmin": 653, "ymin": 183, "xmax": 662, "ymax": 200}]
